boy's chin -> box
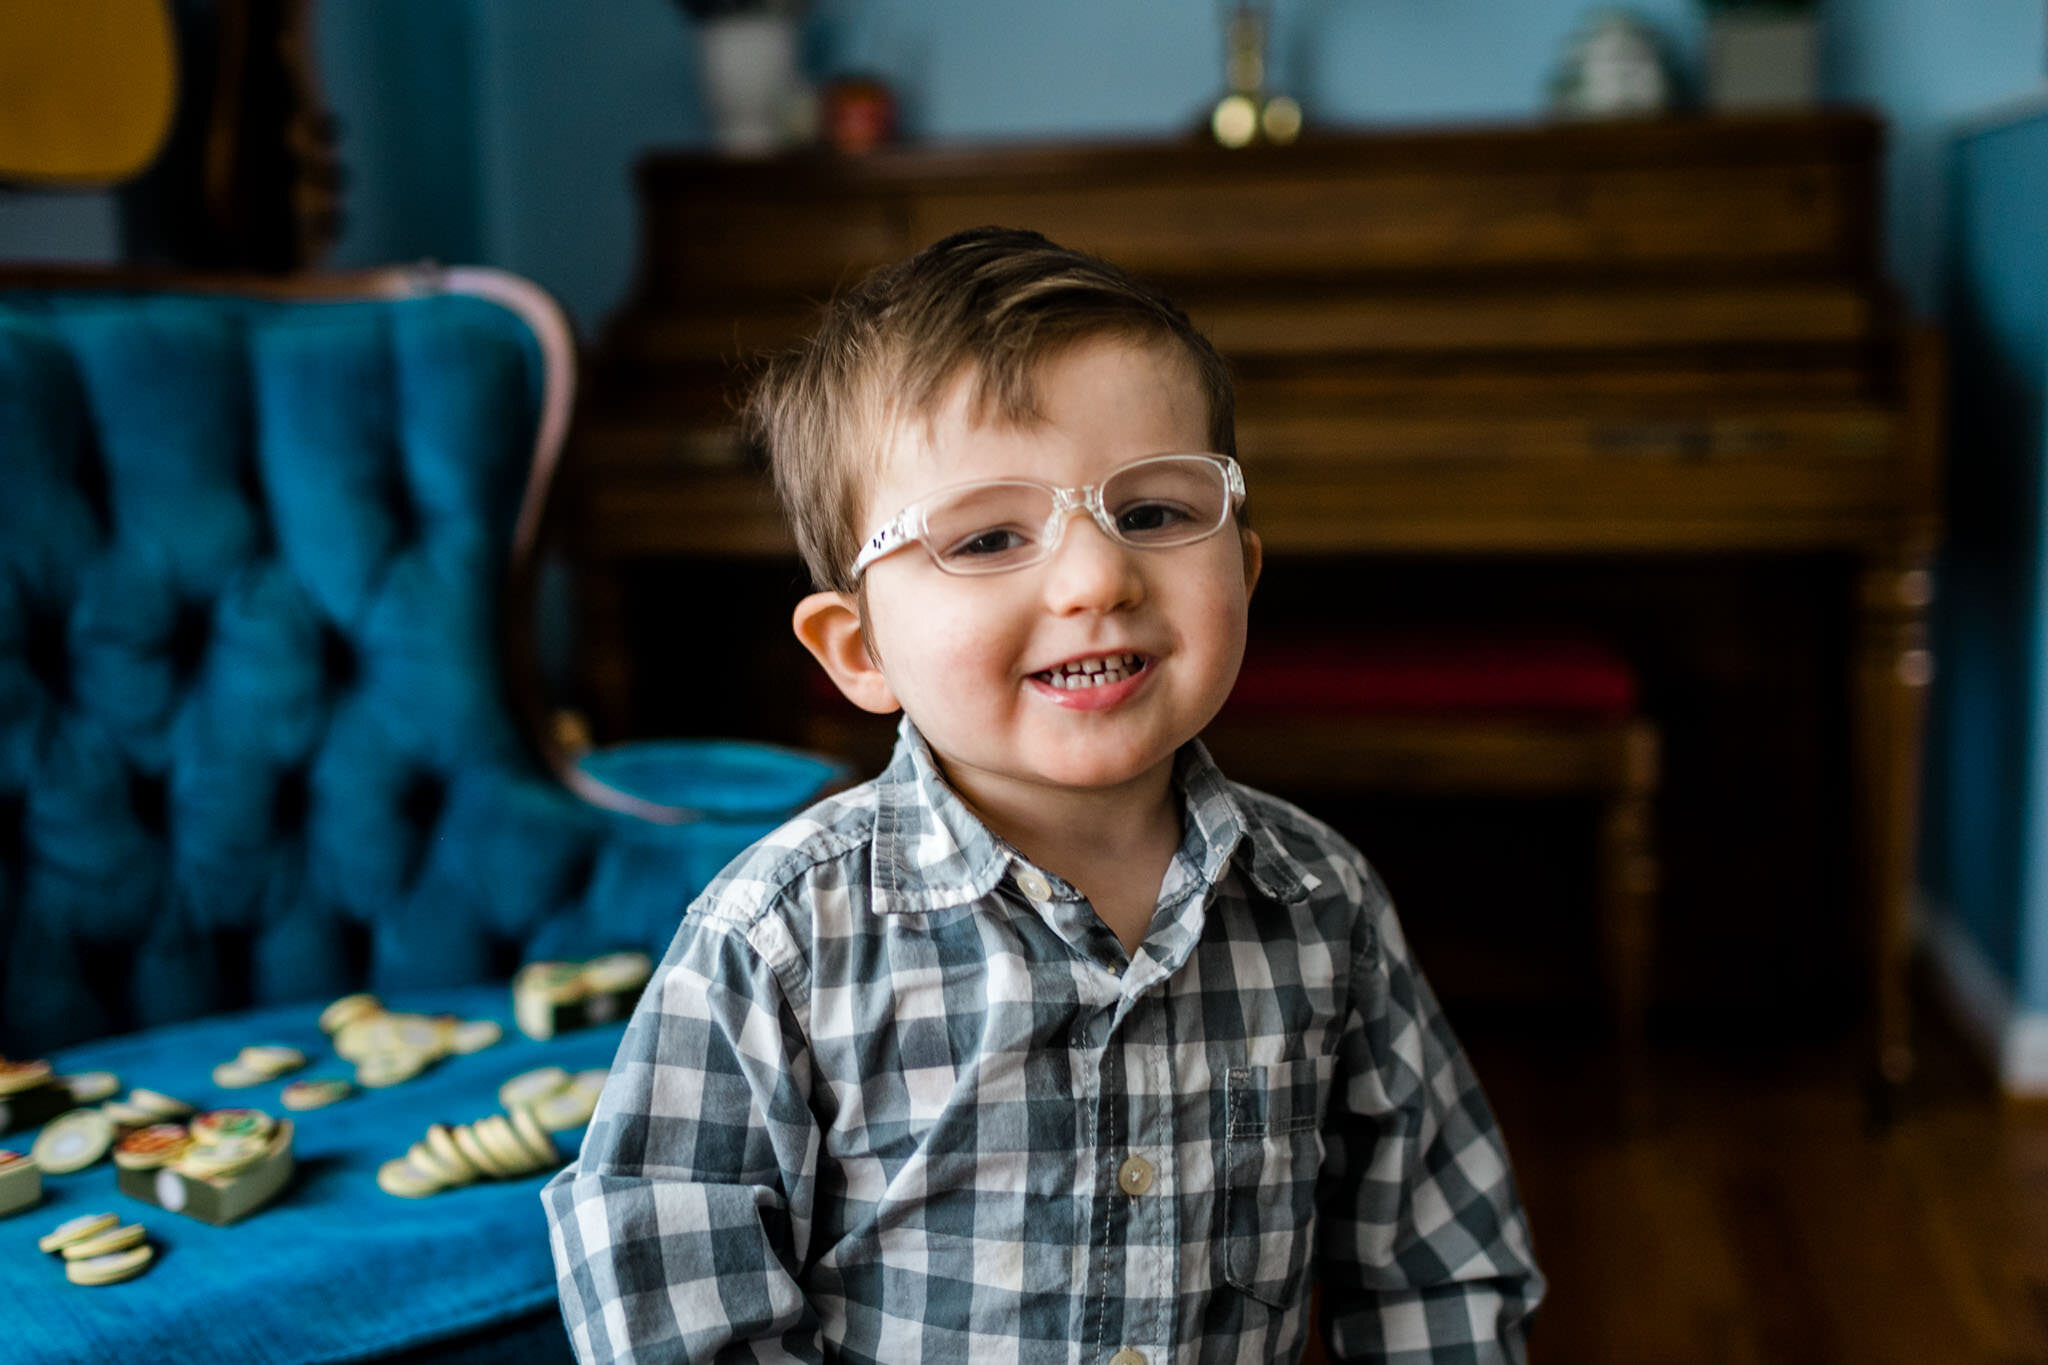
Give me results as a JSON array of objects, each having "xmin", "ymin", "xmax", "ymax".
[
  {"xmin": 1019, "ymin": 738, "xmax": 1186, "ymax": 793},
  {"xmin": 936, "ymin": 740, "xmax": 1174, "ymax": 798}
]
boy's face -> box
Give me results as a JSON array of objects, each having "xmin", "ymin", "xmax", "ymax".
[{"xmin": 796, "ymin": 336, "xmax": 1261, "ymax": 813}]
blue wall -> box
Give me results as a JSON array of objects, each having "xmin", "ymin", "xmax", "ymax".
[
  {"xmin": 316, "ymin": 0, "xmax": 483, "ymax": 267},
  {"xmin": 1931, "ymin": 105, "xmax": 2048, "ymax": 1007},
  {"xmin": 467, "ymin": 2, "xmax": 703, "ymax": 347},
  {"xmin": 806, "ymin": 0, "xmax": 1707, "ymax": 142},
  {"xmin": 1820, "ymin": 0, "xmax": 2046, "ymax": 316}
]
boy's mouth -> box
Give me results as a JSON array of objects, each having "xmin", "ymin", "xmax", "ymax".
[{"xmin": 1031, "ymin": 653, "xmax": 1148, "ymax": 690}]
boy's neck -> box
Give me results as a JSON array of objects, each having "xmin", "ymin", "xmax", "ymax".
[{"xmin": 931, "ymin": 750, "xmax": 1184, "ymax": 945}]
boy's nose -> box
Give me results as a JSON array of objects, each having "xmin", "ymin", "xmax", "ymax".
[{"xmin": 1040, "ymin": 509, "xmax": 1144, "ymax": 614}]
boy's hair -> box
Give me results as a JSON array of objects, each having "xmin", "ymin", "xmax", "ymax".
[{"xmin": 744, "ymin": 226, "xmax": 1238, "ymax": 593}]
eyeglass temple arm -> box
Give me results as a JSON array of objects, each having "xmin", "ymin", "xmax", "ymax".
[{"xmin": 851, "ymin": 511, "xmax": 915, "ymax": 579}]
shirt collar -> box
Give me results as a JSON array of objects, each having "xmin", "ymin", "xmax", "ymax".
[
  {"xmin": 868, "ymin": 717, "xmax": 1314, "ymax": 916},
  {"xmin": 868, "ymin": 718, "xmax": 1014, "ymax": 915},
  {"xmin": 1171, "ymin": 737, "xmax": 1314, "ymax": 906}
]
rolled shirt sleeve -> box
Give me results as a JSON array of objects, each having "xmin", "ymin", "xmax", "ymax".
[
  {"xmin": 543, "ymin": 910, "xmax": 825, "ymax": 1365},
  {"xmin": 1314, "ymin": 868, "xmax": 1546, "ymax": 1363}
]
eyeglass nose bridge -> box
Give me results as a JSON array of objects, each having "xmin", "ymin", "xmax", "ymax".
[{"xmin": 1037, "ymin": 482, "xmax": 1123, "ymax": 556}]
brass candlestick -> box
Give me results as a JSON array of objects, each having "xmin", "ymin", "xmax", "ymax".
[{"xmin": 1210, "ymin": 3, "xmax": 1302, "ymax": 148}]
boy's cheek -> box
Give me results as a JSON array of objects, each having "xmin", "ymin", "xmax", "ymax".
[{"xmin": 874, "ymin": 605, "xmax": 1007, "ymax": 694}]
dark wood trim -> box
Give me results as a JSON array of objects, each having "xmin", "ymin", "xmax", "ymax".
[{"xmin": 637, "ymin": 110, "xmax": 1884, "ymax": 193}]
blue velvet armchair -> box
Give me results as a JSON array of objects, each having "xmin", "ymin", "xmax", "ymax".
[{"xmin": 0, "ymin": 267, "xmax": 841, "ymax": 1361}]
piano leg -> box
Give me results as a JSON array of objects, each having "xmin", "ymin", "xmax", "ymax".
[
  {"xmin": 1598, "ymin": 720, "xmax": 1661, "ymax": 1135},
  {"xmin": 1851, "ymin": 551, "xmax": 1936, "ymax": 1123}
]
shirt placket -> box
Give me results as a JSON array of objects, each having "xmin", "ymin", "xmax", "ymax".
[
  {"xmin": 1068, "ymin": 972, "xmax": 1179, "ymax": 1365},
  {"xmin": 1016, "ymin": 858, "xmax": 1198, "ymax": 1365},
  {"xmin": 1108, "ymin": 987, "xmax": 1177, "ymax": 1365}
]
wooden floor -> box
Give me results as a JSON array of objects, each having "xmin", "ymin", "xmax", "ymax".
[{"xmin": 1455, "ymin": 1006, "xmax": 2048, "ymax": 1365}]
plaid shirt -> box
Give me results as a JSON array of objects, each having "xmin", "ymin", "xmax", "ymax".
[{"xmin": 544, "ymin": 721, "xmax": 1542, "ymax": 1364}]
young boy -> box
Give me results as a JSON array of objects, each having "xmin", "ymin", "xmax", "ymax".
[{"xmin": 544, "ymin": 228, "xmax": 1544, "ymax": 1363}]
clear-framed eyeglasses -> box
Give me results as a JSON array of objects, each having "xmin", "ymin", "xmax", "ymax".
[{"xmin": 850, "ymin": 452, "xmax": 1247, "ymax": 580}]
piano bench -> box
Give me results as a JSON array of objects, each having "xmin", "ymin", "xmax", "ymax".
[{"xmin": 1202, "ymin": 634, "xmax": 1661, "ymax": 1127}]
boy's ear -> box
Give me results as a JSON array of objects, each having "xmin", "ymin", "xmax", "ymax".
[
  {"xmin": 792, "ymin": 591, "xmax": 901, "ymax": 715},
  {"xmin": 1241, "ymin": 528, "xmax": 1264, "ymax": 597}
]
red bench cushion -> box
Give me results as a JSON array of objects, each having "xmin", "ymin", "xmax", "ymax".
[{"xmin": 1224, "ymin": 634, "xmax": 1639, "ymax": 719}]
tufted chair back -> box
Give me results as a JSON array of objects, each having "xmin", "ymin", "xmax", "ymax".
[{"xmin": 0, "ymin": 269, "xmax": 775, "ymax": 1055}]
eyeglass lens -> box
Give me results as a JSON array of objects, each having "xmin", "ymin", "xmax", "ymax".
[{"xmin": 923, "ymin": 455, "xmax": 1233, "ymax": 574}]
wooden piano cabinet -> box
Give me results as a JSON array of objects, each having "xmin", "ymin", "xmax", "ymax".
[{"xmin": 559, "ymin": 112, "xmax": 1941, "ymax": 1102}]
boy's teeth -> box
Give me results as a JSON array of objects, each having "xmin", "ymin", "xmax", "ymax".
[{"xmin": 1041, "ymin": 653, "xmax": 1142, "ymax": 688}]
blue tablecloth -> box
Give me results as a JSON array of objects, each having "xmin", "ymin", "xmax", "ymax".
[{"xmin": 0, "ymin": 986, "xmax": 625, "ymax": 1365}]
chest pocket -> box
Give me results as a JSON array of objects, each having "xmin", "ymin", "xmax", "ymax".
[{"xmin": 1222, "ymin": 1055, "xmax": 1331, "ymax": 1308}]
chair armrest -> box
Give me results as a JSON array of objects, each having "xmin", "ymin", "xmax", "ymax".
[{"xmin": 568, "ymin": 738, "xmax": 847, "ymax": 825}]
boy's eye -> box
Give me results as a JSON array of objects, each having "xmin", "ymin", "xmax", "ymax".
[
  {"xmin": 1114, "ymin": 500, "xmax": 1196, "ymax": 540},
  {"xmin": 941, "ymin": 526, "xmax": 1033, "ymax": 560}
]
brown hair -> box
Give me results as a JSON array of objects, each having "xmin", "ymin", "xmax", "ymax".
[{"xmin": 744, "ymin": 226, "xmax": 1237, "ymax": 593}]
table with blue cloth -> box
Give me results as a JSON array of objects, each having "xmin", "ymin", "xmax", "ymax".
[{"xmin": 0, "ymin": 984, "xmax": 621, "ymax": 1364}]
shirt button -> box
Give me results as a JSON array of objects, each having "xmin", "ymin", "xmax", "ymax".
[
  {"xmin": 1116, "ymin": 1154, "xmax": 1155, "ymax": 1196},
  {"xmin": 1016, "ymin": 868, "xmax": 1053, "ymax": 902},
  {"xmin": 1109, "ymin": 1350, "xmax": 1147, "ymax": 1365},
  {"xmin": 1106, "ymin": 962, "xmax": 1123, "ymax": 977}
]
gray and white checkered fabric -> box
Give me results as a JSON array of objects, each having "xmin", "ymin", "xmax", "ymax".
[{"xmin": 544, "ymin": 720, "xmax": 1543, "ymax": 1363}]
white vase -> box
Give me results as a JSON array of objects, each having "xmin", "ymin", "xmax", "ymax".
[{"xmin": 696, "ymin": 14, "xmax": 807, "ymax": 156}]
